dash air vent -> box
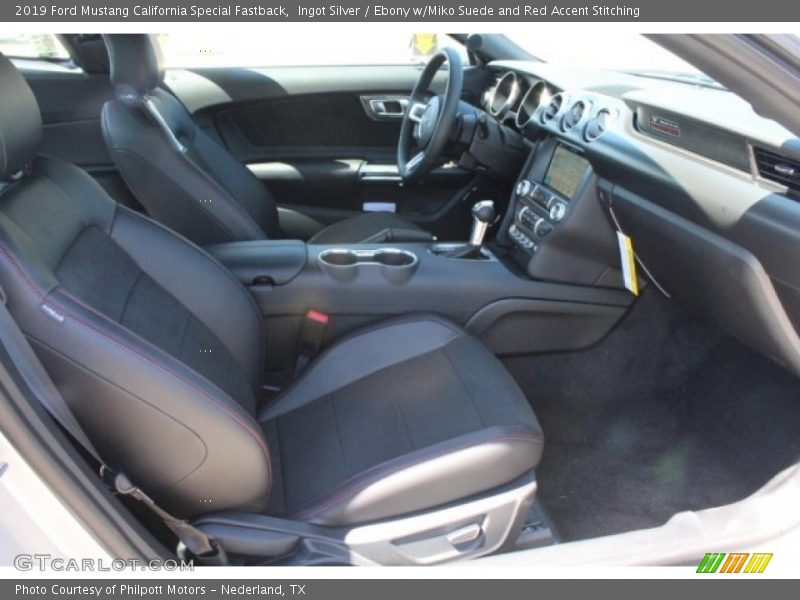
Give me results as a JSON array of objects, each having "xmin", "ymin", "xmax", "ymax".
[
  {"xmin": 542, "ymin": 93, "xmax": 564, "ymax": 123},
  {"xmin": 561, "ymin": 100, "xmax": 588, "ymax": 132},
  {"xmin": 584, "ymin": 108, "xmax": 616, "ymax": 142},
  {"xmin": 754, "ymin": 147, "xmax": 800, "ymax": 194}
]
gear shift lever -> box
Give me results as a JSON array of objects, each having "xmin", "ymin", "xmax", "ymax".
[
  {"xmin": 443, "ymin": 200, "xmax": 496, "ymax": 259},
  {"xmin": 469, "ymin": 200, "xmax": 496, "ymax": 247}
]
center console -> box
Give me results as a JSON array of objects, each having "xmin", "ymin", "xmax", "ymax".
[
  {"xmin": 207, "ymin": 237, "xmax": 630, "ymax": 385},
  {"xmin": 499, "ymin": 137, "xmax": 624, "ymax": 288},
  {"xmin": 206, "ymin": 137, "xmax": 632, "ymax": 386},
  {"xmin": 508, "ymin": 142, "xmax": 588, "ymax": 254}
]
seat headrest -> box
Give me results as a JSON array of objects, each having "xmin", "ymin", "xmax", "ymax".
[
  {"xmin": 0, "ymin": 54, "xmax": 42, "ymax": 180},
  {"xmin": 104, "ymin": 34, "xmax": 164, "ymax": 97}
]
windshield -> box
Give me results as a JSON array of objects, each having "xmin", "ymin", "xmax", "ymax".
[{"xmin": 505, "ymin": 33, "xmax": 720, "ymax": 87}]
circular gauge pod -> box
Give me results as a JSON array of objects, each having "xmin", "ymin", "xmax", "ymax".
[
  {"xmin": 489, "ymin": 72, "xmax": 522, "ymax": 117},
  {"xmin": 515, "ymin": 80, "xmax": 552, "ymax": 129}
]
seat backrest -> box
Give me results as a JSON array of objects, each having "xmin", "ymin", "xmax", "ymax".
[
  {"xmin": 101, "ymin": 34, "xmax": 280, "ymax": 245},
  {"xmin": 0, "ymin": 53, "xmax": 272, "ymax": 517}
]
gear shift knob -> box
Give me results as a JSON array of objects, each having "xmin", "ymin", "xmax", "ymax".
[
  {"xmin": 472, "ymin": 200, "xmax": 496, "ymax": 223},
  {"xmin": 469, "ymin": 200, "xmax": 495, "ymax": 247}
]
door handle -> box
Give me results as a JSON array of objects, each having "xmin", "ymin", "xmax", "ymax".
[{"xmin": 361, "ymin": 96, "xmax": 409, "ymax": 120}]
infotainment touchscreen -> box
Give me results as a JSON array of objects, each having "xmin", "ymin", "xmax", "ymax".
[{"xmin": 543, "ymin": 144, "xmax": 590, "ymax": 199}]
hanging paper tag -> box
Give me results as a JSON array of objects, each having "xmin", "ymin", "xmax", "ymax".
[{"xmin": 616, "ymin": 231, "xmax": 639, "ymax": 296}]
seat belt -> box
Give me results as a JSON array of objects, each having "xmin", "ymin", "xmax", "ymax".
[
  {"xmin": 0, "ymin": 285, "xmax": 224, "ymax": 563},
  {"xmin": 114, "ymin": 85, "xmax": 186, "ymax": 155}
]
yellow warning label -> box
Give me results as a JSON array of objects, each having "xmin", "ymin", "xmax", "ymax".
[
  {"xmin": 412, "ymin": 34, "xmax": 438, "ymax": 57},
  {"xmin": 616, "ymin": 231, "xmax": 639, "ymax": 296}
]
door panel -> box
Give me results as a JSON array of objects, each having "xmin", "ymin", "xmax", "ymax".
[
  {"xmin": 214, "ymin": 93, "xmax": 400, "ymax": 163},
  {"xmin": 171, "ymin": 65, "xmax": 448, "ymax": 109},
  {"xmin": 169, "ymin": 64, "xmax": 490, "ymax": 238}
]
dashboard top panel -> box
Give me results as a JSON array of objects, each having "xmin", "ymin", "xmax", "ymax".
[{"xmin": 487, "ymin": 59, "xmax": 800, "ymax": 160}]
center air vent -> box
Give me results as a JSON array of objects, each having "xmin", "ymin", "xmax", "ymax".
[
  {"xmin": 541, "ymin": 93, "xmax": 565, "ymax": 123},
  {"xmin": 754, "ymin": 147, "xmax": 800, "ymax": 194},
  {"xmin": 561, "ymin": 100, "xmax": 588, "ymax": 132},
  {"xmin": 584, "ymin": 108, "xmax": 617, "ymax": 142}
]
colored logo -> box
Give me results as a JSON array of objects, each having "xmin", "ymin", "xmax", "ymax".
[{"xmin": 696, "ymin": 552, "xmax": 773, "ymax": 573}]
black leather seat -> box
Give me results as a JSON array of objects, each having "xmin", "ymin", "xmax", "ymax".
[
  {"xmin": 101, "ymin": 34, "xmax": 432, "ymax": 247},
  {"xmin": 0, "ymin": 54, "xmax": 543, "ymax": 563},
  {"xmin": 259, "ymin": 315, "xmax": 542, "ymax": 525}
]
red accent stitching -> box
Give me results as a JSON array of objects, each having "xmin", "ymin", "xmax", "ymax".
[
  {"xmin": 60, "ymin": 287, "xmax": 269, "ymax": 459},
  {"xmin": 0, "ymin": 244, "xmax": 45, "ymax": 299},
  {"xmin": 293, "ymin": 432, "xmax": 541, "ymax": 520},
  {"xmin": 60, "ymin": 300, "xmax": 272, "ymax": 476}
]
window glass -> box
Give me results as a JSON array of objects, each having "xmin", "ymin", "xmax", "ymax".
[
  {"xmin": 157, "ymin": 32, "xmax": 468, "ymax": 68},
  {"xmin": 0, "ymin": 34, "xmax": 69, "ymax": 60},
  {"xmin": 507, "ymin": 33, "xmax": 700, "ymax": 72}
]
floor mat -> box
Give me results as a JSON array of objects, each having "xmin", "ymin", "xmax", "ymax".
[{"xmin": 504, "ymin": 291, "xmax": 800, "ymax": 541}]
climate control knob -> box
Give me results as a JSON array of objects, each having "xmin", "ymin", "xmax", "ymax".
[
  {"xmin": 549, "ymin": 201, "xmax": 567, "ymax": 222},
  {"xmin": 515, "ymin": 180, "xmax": 533, "ymax": 197}
]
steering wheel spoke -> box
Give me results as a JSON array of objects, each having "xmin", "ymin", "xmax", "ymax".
[
  {"xmin": 408, "ymin": 102, "xmax": 427, "ymax": 123},
  {"xmin": 407, "ymin": 152, "xmax": 426, "ymax": 173}
]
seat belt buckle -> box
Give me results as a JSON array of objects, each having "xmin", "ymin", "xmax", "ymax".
[
  {"xmin": 296, "ymin": 309, "xmax": 329, "ymax": 375},
  {"xmin": 105, "ymin": 469, "xmax": 226, "ymax": 563}
]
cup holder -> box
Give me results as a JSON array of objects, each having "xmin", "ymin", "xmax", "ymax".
[
  {"xmin": 319, "ymin": 248, "xmax": 418, "ymax": 283},
  {"xmin": 373, "ymin": 249, "xmax": 416, "ymax": 267},
  {"xmin": 319, "ymin": 249, "xmax": 359, "ymax": 267}
]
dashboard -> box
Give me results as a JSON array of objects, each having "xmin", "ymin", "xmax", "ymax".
[{"xmin": 476, "ymin": 60, "xmax": 800, "ymax": 379}]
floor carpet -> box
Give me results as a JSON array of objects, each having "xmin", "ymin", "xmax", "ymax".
[{"xmin": 504, "ymin": 291, "xmax": 800, "ymax": 541}]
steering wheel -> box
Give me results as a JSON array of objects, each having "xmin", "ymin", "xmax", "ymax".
[{"xmin": 398, "ymin": 47, "xmax": 464, "ymax": 183}]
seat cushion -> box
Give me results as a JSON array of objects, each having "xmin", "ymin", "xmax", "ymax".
[
  {"xmin": 259, "ymin": 316, "xmax": 543, "ymax": 526},
  {"xmin": 308, "ymin": 211, "xmax": 432, "ymax": 244}
]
